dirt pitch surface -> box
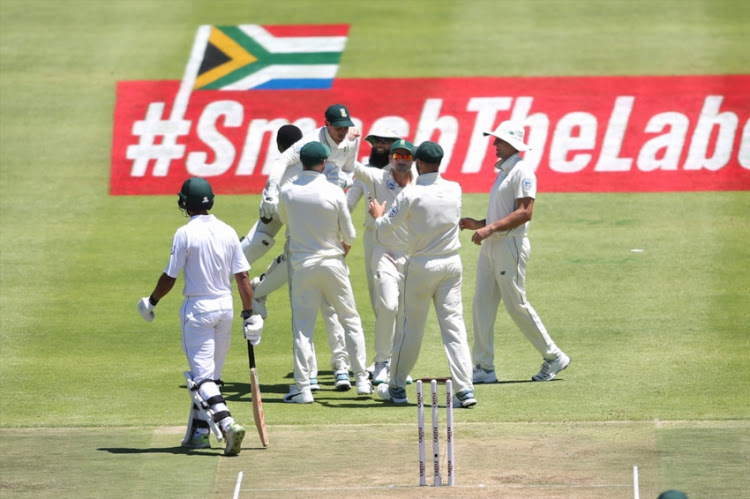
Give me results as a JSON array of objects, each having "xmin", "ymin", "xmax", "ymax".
[{"xmin": 1, "ymin": 421, "xmax": 747, "ymax": 498}]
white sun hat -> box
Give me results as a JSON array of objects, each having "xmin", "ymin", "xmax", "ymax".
[
  {"xmin": 365, "ymin": 126, "xmax": 402, "ymax": 144},
  {"xmin": 483, "ymin": 121, "xmax": 531, "ymax": 151}
]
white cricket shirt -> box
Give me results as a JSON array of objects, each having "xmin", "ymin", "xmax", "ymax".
[
  {"xmin": 268, "ymin": 126, "xmax": 360, "ymax": 188},
  {"xmin": 375, "ymin": 172, "xmax": 461, "ymax": 258},
  {"xmin": 350, "ymin": 161, "xmax": 414, "ymax": 251},
  {"xmin": 164, "ymin": 214, "xmax": 250, "ymax": 306},
  {"xmin": 487, "ymin": 153, "xmax": 537, "ymax": 238},
  {"xmin": 279, "ymin": 171, "xmax": 357, "ymax": 270}
]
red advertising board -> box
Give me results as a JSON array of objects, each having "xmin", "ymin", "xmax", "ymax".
[{"xmin": 111, "ymin": 75, "xmax": 750, "ymax": 194}]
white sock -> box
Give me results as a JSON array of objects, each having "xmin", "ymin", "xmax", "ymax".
[{"xmin": 220, "ymin": 417, "xmax": 235, "ymax": 433}]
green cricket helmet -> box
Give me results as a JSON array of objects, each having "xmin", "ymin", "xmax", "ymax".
[{"xmin": 178, "ymin": 177, "xmax": 214, "ymax": 211}]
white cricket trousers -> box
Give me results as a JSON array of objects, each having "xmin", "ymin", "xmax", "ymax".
[
  {"xmin": 362, "ymin": 227, "xmax": 376, "ymax": 313},
  {"xmin": 371, "ymin": 245, "xmax": 407, "ymax": 363},
  {"xmin": 253, "ymin": 244, "xmax": 349, "ymax": 372},
  {"xmin": 472, "ymin": 236, "xmax": 561, "ymax": 370},
  {"xmin": 390, "ymin": 253, "xmax": 474, "ymax": 394},
  {"xmin": 289, "ymin": 258, "xmax": 368, "ymax": 390},
  {"xmin": 180, "ymin": 298, "xmax": 233, "ymax": 384}
]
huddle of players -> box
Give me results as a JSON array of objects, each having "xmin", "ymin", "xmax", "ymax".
[
  {"xmin": 242, "ymin": 104, "xmax": 570, "ymax": 407},
  {"xmin": 137, "ymin": 102, "xmax": 571, "ymax": 454}
]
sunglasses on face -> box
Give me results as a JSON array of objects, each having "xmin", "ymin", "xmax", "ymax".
[
  {"xmin": 391, "ymin": 152, "xmax": 413, "ymax": 161},
  {"xmin": 373, "ymin": 137, "xmax": 395, "ymax": 144}
]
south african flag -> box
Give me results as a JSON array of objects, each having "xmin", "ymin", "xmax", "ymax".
[{"xmin": 193, "ymin": 24, "xmax": 349, "ymax": 90}]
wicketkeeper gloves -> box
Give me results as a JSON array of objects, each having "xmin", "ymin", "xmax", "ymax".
[
  {"xmin": 259, "ymin": 181, "xmax": 280, "ymax": 221},
  {"xmin": 243, "ymin": 314, "xmax": 264, "ymax": 346},
  {"xmin": 137, "ymin": 296, "xmax": 156, "ymax": 322}
]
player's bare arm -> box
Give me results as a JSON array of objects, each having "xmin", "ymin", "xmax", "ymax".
[
  {"xmin": 459, "ymin": 217, "xmax": 486, "ymax": 231},
  {"xmin": 151, "ymin": 272, "xmax": 177, "ymax": 302},
  {"xmin": 234, "ymin": 271, "xmax": 254, "ymax": 311},
  {"xmin": 471, "ymin": 197, "xmax": 534, "ymax": 246}
]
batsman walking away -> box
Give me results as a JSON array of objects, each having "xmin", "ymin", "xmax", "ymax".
[{"xmin": 137, "ymin": 176, "xmax": 264, "ymax": 456}]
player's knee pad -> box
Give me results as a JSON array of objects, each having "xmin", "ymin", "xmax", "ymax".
[
  {"xmin": 254, "ymin": 253, "xmax": 288, "ymax": 297},
  {"xmin": 241, "ymin": 225, "xmax": 277, "ymax": 265},
  {"xmin": 183, "ymin": 372, "xmax": 225, "ymax": 441}
]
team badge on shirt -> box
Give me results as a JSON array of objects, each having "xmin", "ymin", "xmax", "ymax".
[
  {"xmin": 388, "ymin": 206, "xmax": 398, "ymax": 218},
  {"xmin": 522, "ymin": 178, "xmax": 534, "ymax": 192},
  {"xmin": 386, "ymin": 179, "xmax": 396, "ymax": 190}
]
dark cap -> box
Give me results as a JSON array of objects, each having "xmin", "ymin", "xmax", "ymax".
[
  {"xmin": 414, "ymin": 141, "xmax": 444, "ymax": 163},
  {"xmin": 390, "ymin": 139, "xmax": 415, "ymax": 154},
  {"xmin": 277, "ymin": 124, "xmax": 303, "ymax": 152},
  {"xmin": 658, "ymin": 491, "xmax": 688, "ymax": 499},
  {"xmin": 325, "ymin": 104, "xmax": 355, "ymax": 127},
  {"xmin": 299, "ymin": 141, "xmax": 330, "ymax": 167}
]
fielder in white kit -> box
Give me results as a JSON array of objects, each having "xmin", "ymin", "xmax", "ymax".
[
  {"xmin": 278, "ymin": 141, "xmax": 371, "ymax": 403},
  {"xmin": 137, "ymin": 177, "xmax": 263, "ymax": 456},
  {"xmin": 346, "ymin": 127, "xmax": 402, "ymax": 314},
  {"xmin": 459, "ymin": 121, "xmax": 570, "ymax": 383},
  {"xmin": 348, "ymin": 138, "xmax": 417, "ymax": 384},
  {"xmin": 241, "ymin": 105, "xmax": 361, "ymax": 264},
  {"xmin": 243, "ymin": 120, "xmax": 353, "ymax": 390},
  {"xmin": 370, "ymin": 141, "xmax": 476, "ymax": 408}
]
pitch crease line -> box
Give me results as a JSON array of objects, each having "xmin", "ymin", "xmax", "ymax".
[
  {"xmin": 247, "ymin": 483, "xmax": 633, "ymax": 492},
  {"xmin": 233, "ymin": 471, "xmax": 243, "ymax": 499}
]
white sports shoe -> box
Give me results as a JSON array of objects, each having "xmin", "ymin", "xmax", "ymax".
[
  {"xmin": 453, "ymin": 389, "xmax": 477, "ymax": 408},
  {"xmin": 372, "ymin": 362, "xmax": 389, "ymax": 385},
  {"xmin": 283, "ymin": 385, "xmax": 314, "ymax": 404},
  {"xmin": 181, "ymin": 431, "xmax": 211, "ymax": 449},
  {"xmin": 531, "ymin": 353, "xmax": 571, "ymax": 381},
  {"xmin": 250, "ymin": 277, "xmax": 267, "ymax": 319},
  {"xmin": 472, "ymin": 364, "xmax": 498, "ymax": 384},
  {"xmin": 223, "ymin": 422, "xmax": 246, "ymax": 456},
  {"xmin": 376, "ymin": 384, "xmax": 408, "ymax": 404},
  {"xmin": 356, "ymin": 377, "xmax": 373, "ymax": 395},
  {"xmin": 334, "ymin": 370, "xmax": 351, "ymax": 391}
]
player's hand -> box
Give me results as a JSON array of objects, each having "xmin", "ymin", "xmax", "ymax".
[
  {"xmin": 137, "ymin": 297, "xmax": 155, "ymax": 322},
  {"xmin": 471, "ymin": 227, "xmax": 492, "ymax": 245},
  {"xmin": 347, "ymin": 127, "xmax": 361, "ymax": 141},
  {"xmin": 243, "ymin": 315, "xmax": 264, "ymax": 346},
  {"xmin": 368, "ymin": 199, "xmax": 387, "ymax": 219},
  {"xmin": 259, "ymin": 182, "xmax": 280, "ymax": 221}
]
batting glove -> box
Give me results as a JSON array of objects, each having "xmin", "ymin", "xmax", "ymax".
[
  {"xmin": 243, "ymin": 314, "xmax": 264, "ymax": 346},
  {"xmin": 137, "ymin": 297, "xmax": 155, "ymax": 322},
  {"xmin": 259, "ymin": 182, "xmax": 280, "ymax": 221}
]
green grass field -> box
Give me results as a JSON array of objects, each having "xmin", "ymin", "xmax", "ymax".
[{"xmin": 1, "ymin": 1, "xmax": 749, "ymax": 497}]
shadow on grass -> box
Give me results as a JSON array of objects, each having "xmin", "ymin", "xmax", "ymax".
[
  {"xmin": 96, "ymin": 446, "xmax": 218, "ymax": 456},
  {"xmin": 97, "ymin": 445, "xmax": 269, "ymax": 455}
]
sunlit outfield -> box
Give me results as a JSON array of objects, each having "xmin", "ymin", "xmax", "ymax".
[{"xmin": 1, "ymin": 1, "xmax": 748, "ymax": 497}]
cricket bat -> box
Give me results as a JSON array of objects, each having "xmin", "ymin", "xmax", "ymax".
[{"xmin": 247, "ymin": 342, "xmax": 269, "ymax": 447}]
